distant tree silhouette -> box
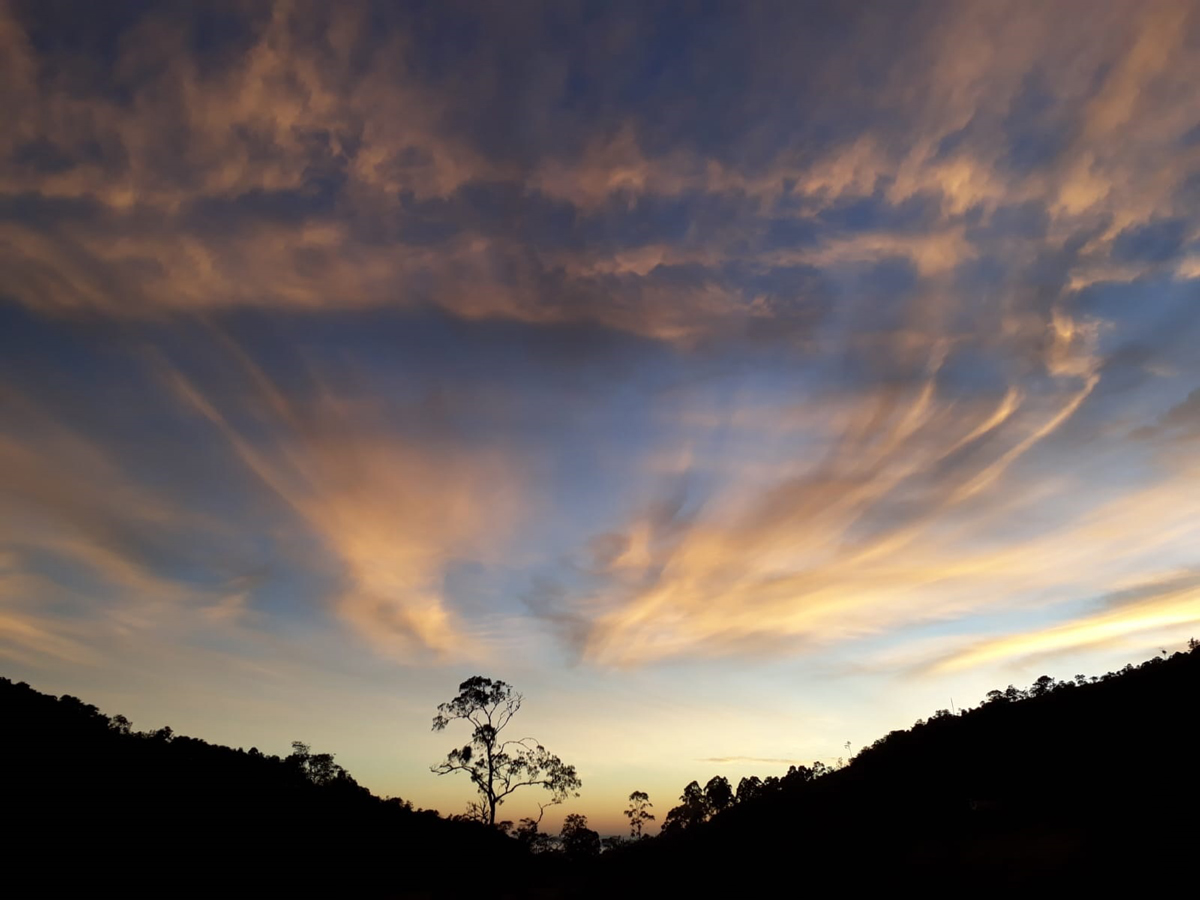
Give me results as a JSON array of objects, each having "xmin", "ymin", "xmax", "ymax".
[
  {"xmin": 431, "ymin": 676, "xmax": 581, "ymax": 826},
  {"xmin": 735, "ymin": 775, "xmax": 764, "ymax": 804},
  {"xmin": 560, "ymin": 813, "xmax": 601, "ymax": 859},
  {"xmin": 0, "ymin": 676, "xmax": 529, "ymax": 898},
  {"xmin": 514, "ymin": 815, "xmax": 558, "ymax": 854},
  {"xmin": 591, "ymin": 643, "xmax": 1200, "ymax": 898},
  {"xmin": 624, "ymin": 790, "xmax": 655, "ymax": 839},
  {"xmin": 1029, "ymin": 675, "xmax": 1057, "ymax": 697},
  {"xmin": 286, "ymin": 741, "xmax": 346, "ymax": 786},
  {"xmin": 454, "ymin": 800, "xmax": 492, "ymax": 824},
  {"xmin": 781, "ymin": 764, "xmax": 816, "ymax": 788},
  {"xmin": 5, "ymin": 640, "xmax": 1199, "ymax": 896},
  {"xmin": 661, "ymin": 780, "xmax": 709, "ymax": 834},
  {"xmin": 704, "ymin": 776, "xmax": 734, "ymax": 813},
  {"xmin": 662, "ymin": 766, "xmax": 831, "ymax": 834}
]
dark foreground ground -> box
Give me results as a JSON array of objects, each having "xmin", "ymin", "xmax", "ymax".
[{"xmin": 4, "ymin": 645, "xmax": 1198, "ymax": 897}]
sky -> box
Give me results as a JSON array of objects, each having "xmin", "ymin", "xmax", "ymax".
[{"xmin": 2, "ymin": 0, "xmax": 1200, "ymax": 834}]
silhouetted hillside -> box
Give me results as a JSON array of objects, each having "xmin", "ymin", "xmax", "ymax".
[
  {"xmin": 0, "ymin": 678, "xmax": 528, "ymax": 898},
  {"xmin": 6, "ymin": 645, "xmax": 1197, "ymax": 897},
  {"xmin": 589, "ymin": 644, "xmax": 1200, "ymax": 896}
]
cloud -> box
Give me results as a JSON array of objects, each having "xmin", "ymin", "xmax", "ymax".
[
  {"xmin": 1111, "ymin": 219, "xmax": 1188, "ymax": 265},
  {"xmin": 154, "ymin": 336, "xmax": 530, "ymax": 662},
  {"xmin": 1131, "ymin": 388, "xmax": 1200, "ymax": 443},
  {"xmin": 0, "ymin": 384, "xmax": 266, "ymax": 667},
  {"xmin": 926, "ymin": 571, "xmax": 1200, "ymax": 674},
  {"xmin": 0, "ymin": 309, "xmax": 546, "ymax": 665},
  {"xmin": 0, "ymin": 387, "xmax": 230, "ymax": 606},
  {"xmin": 0, "ymin": 0, "xmax": 1196, "ymax": 350},
  {"xmin": 2, "ymin": 0, "xmax": 1200, "ymax": 680},
  {"xmin": 522, "ymin": 313, "xmax": 1199, "ymax": 667}
]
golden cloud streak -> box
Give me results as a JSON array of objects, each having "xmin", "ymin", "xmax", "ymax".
[
  {"xmin": 159, "ymin": 347, "xmax": 525, "ymax": 662},
  {"xmin": 573, "ymin": 311, "xmax": 1178, "ymax": 667},
  {"xmin": 930, "ymin": 577, "xmax": 1200, "ymax": 674}
]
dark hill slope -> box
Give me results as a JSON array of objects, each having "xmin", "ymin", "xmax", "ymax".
[
  {"xmin": 4, "ymin": 646, "xmax": 1197, "ymax": 898},
  {"xmin": 593, "ymin": 646, "xmax": 1200, "ymax": 896},
  {"xmin": 0, "ymin": 677, "xmax": 528, "ymax": 898}
]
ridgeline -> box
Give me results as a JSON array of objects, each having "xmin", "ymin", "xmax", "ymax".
[{"xmin": 4, "ymin": 643, "xmax": 1197, "ymax": 897}]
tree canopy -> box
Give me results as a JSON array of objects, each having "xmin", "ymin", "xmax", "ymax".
[
  {"xmin": 624, "ymin": 790, "xmax": 655, "ymax": 839},
  {"xmin": 431, "ymin": 676, "xmax": 581, "ymax": 826}
]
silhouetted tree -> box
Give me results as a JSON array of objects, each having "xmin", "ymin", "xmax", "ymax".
[
  {"xmin": 704, "ymin": 776, "xmax": 733, "ymax": 813},
  {"xmin": 587, "ymin": 644, "xmax": 1200, "ymax": 898},
  {"xmin": 286, "ymin": 741, "xmax": 344, "ymax": 785},
  {"xmin": 560, "ymin": 813, "xmax": 601, "ymax": 859},
  {"xmin": 781, "ymin": 764, "xmax": 815, "ymax": 788},
  {"xmin": 624, "ymin": 790, "xmax": 655, "ymax": 838},
  {"xmin": 6, "ymin": 641, "xmax": 1200, "ymax": 896},
  {"xmin": 736, "ymin": 775, "xmax": 763, "ymax": 804},
  {"xmin": 515, "ymin": 816, "xmax": 558, "ymax": 854},
  {"xmin": 0, "ymin": 676, "xmax": 530, "ymax": 898},
  {"xmin": 661, "ymin": 781, "xmax": 709, "ymax": 834},
  {"xmin": 1004, "ymin": 684, "xmax": 1027, "ymax": 702},
  {"xmin": 454, "ymin": 800, "xmax": 491, "ymax": 824},
  {"xmin": 1029, "ymin": 675, "xmax": 1056, "ymax": 697},
  {"xmin": 431, "ymin": 676, "xmax": 581, "ymax": 826}
]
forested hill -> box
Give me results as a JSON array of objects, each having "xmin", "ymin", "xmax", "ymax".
[
  {"xmin": 591, "ymin": 644, "xmax": 1200, "ymax": 896},
  {"xmin": 4, "ymin": 644, "xmax": 1198, "ymax": 897},
  {"xmin": 0, "ymin": 677, "xmax": 525, "ymax": 898}
]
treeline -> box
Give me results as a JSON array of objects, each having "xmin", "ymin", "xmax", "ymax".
[
  {"xmin": 645, "ymin": 639, "xmax": 1200, "ymax": 840},
  {"xmin": 585, "ymin": 641, "xmax": 1200, "ymax": 896},
  {"xmin": 0, "ymin": 677, "xmax": 526, "ymax": 898},
  {"xmin": 654, "ymin": 762, "xmax": 834, "ymax": 835},
  {"xmin": 5, "ymin": 641, "xmax": 1198, "ymax": 896}
]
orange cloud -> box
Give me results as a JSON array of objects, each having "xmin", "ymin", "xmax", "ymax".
[
  {"xmin": 2, "ymin": 0, "xmax": 1197, "ymax": 351},
  {"xmin": 4, "ymin": 0, "xmax": 1199, "ymax": 681},
  {"xmin": 567, "ymin": 323, "xmax": 1177, "ymax": 667},
  {"xmin": 158, "ymin": 343, "xmax": 528, "ymax": 662},
  {"xmin": 928, "ymin": 573, "xmax": 1200, "ymax": 674}
]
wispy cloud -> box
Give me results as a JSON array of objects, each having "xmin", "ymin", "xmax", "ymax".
[
  {"xmin": 153, "ymin": 335, "xmax": 531, "ymax": 662},
  {"xmin": 1, "ymin": 1, "xmax": 1196, "ymax": 345},
  {"xmin": 925, "ymin": 572, "xmax": 1200, "ymax": 674},
  {"xmin": 698, "ymin": 756, "xmax": 809, "ymax": 767},
  {"xmin": 1, "ymin": 0, "xmax": 1199, "ymax": 685}
]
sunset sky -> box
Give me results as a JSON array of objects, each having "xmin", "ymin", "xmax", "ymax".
[{"xmin": 3, "ymin": 0, "xmax": 1200, "ymax": 834}]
